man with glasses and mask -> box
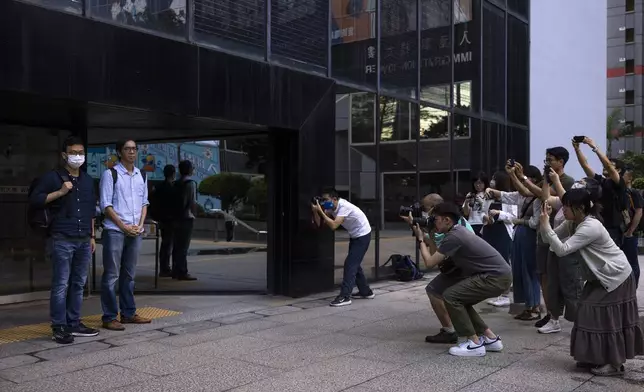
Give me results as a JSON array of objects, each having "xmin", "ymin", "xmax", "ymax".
[
  {"xmin": 401, "ymin": 193, "xmax": 475, "ymax": 344},
  {"xmin": 99, "ymin": 139, "xmax": 151, "ymax": 331},
  {"xmin": 29, "ymin": 136, "xmax": 99, "ymax": 344},
  {"xmin": 312, "ymin": 188, "xmax": 374, "ymax": 307}
]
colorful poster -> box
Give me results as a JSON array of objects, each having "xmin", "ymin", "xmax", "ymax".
[{"xmin": 87, "ymin": 142, "xmax": 221, "ymax": 209}]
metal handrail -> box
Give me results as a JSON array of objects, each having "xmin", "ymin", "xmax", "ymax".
[{"xmin": 206, "ymin": 209, "xmax": 267, "ymax": 237}]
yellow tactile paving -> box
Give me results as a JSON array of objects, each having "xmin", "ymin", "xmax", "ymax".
[{"xmin": 0, "ymin": 307, "xmax": 182, "ymax": 345}]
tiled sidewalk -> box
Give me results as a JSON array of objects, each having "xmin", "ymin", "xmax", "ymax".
[{"xmin": 0, "ymin": 277, "xmax": 642, "ymax": 392}]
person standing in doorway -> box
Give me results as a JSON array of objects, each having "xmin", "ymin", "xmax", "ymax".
[
  {"xmin": 172, "ymin": 160, "xmax": 198, "ymax": 281},
  {"xmin": 150, "ymin": 164, "xmax": 176, "ymax": 277},
  {"xmin": 29, "ymin": 136, "xmax": 99, "ymax": 344},
  {"xmin": 312, "ymin": 188, "xmax": 374, "ymax": 306},
  {"xmin": 99, "ymin": 139, "xmax": 151, "ymax": 330}
]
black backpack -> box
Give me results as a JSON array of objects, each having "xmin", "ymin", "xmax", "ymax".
[
  {"xmin": 27, "ymin": 170, "xmax": 70, "ymax": 235},
  {"xmin": 383, "ymin": 254, "xmax": 424, "ymax": 282}
]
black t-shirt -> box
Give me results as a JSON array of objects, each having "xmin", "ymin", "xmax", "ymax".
[
  {"xmin": 595, "ymin": 174, "xmax": 627, "ymax": 230},
  {"xmin": 627, "ymin": 187, "xmax": 644, "ymax": 217}
]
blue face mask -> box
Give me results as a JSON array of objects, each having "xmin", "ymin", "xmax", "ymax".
[{"xmin": 322, "ymin": 200, "xmax": 335, "ymax": 210}]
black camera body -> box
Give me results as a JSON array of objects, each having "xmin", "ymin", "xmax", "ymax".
[
  {"xmin": 311, "ymin": 196, "xmax": 323, "ymax": 205},
  {"xmin": 573, "ymin": 135, "xmax": 585, "ymax": 143},
  {"xmin": 412, "ymin": 215, "xmax": 436, "ymax": 231},
  {"xmin": 399, "ymin": 202, "xmax": 423, "ymax": 218},
  {"xmin": 509, "ymin": 158, "xmax": 515, "ymax": 167},
  {"xmin": 544, "ymin": 164, "xmax": 552, "ymax": 184}
]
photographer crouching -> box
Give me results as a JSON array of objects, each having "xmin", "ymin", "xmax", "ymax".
[{"xmin": 412, "ymin": 202, "xmax": 511, "ymax": 357}]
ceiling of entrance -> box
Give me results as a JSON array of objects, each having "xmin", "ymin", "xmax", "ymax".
[{"xmin": 87, "ymin": 103, "xmax": 267, "ymax": 145}]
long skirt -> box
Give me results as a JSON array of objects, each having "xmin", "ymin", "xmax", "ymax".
[
  {"xmin": 571, "ymin": 274, "xmax": 644, "ymax": 365},
  {"xmin": 510, "ymin": 225, "xmax": 540, "ymax": 307}
]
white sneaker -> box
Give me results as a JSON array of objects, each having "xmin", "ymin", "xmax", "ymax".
[
  {"xmin": 537, "ymin": 319, "xmax": 561, "ymax": 334},
  {"xmin": 487, "ymin": 296, "xmax": 511, "ymax": 307},
  {"xmin": 448, "ymin": 339, "xmax": 486, "ymax": 357},
  {"xmin": 480, "ymin": 335, "xmax": 503, "ymax": 352}
]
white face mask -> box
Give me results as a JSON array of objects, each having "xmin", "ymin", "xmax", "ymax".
[{"xmin": 67, "ymin": 155, "xmax": 85, "ymax": 169}]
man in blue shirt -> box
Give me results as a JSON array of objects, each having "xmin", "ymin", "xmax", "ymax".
[
  {"xmin": 29, "ymin": 136, "xmax": 99, "ymax": 344},
  {"xmin": 99, "ymin": 139, "xmax": 151, "ymax": 331}
]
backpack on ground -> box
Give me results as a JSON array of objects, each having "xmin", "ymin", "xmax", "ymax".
[
  {"xmin": 383, "ymin": 254, "xmax": 424, "ymax": 282},
  {"xmin": 27, "ymin": 170, "xmax": 70, "ymax": 235}
]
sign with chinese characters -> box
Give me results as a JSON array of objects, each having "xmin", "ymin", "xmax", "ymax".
[{"xmin": 332, "ymin": 22, "xmax": 475, "ymax": 88}]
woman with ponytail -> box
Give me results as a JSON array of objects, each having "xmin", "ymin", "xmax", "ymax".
[{"xmin": 540, "ymin": 188, "xmax": 644, "ymax": 377}]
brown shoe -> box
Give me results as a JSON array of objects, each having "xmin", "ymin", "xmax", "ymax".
[
  {"xmin": 102, "ymin": 320, "xmax": 125, "ymax": 331},
  {"xmin": 120, "ymin": 314, "xmax": 151, "ymax": 324}
]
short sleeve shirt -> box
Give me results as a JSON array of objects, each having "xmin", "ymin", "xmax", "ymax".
[
  {"xmin": 331, "ymin": 199, "xmax": 371, "ymax": 238},
  {"xmin": 438, "ymin": 225, "xmax": 512, "ymax": 277}
]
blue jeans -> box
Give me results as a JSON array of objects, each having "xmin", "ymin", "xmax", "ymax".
[
  {"xmin": 101, "ymin": 230, "xmax": 142, "ymax": 322},
  {"xmin": 339, "ymin": 233, "xmax": 371, "ymax": 297},
  {"xmin": 49, "ymin": 237, "xmax": 91, "ymax": 328},
  {"xmin": 622, "ymin": 235, "xmax": 640, "ymax": 288},
  {"xmin": 511, "ymin": 226, "xmax": 540, "ymax": 307}
]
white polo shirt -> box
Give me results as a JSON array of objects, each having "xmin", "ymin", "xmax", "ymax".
[{"xmin": 331, "ymin": 199, "xmax": 372, "ymax": 238}]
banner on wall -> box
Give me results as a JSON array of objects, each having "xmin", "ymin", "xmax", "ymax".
[{"xmin": 87, "ymin": 142, "xmax": 221, "ymax": 209}]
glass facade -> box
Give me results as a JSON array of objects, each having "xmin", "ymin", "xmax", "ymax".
[
  {"xmin": 332, "ymin": 0, "xmax": 529, "ymax": 280},
  {"xmin": 6, "ymin": 0, "xmax": 529, "ymax": 292}
]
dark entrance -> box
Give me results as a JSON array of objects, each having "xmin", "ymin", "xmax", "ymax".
[{"xmin": 0, "ymin": 1, "xmax": 336, "ymax": 301}]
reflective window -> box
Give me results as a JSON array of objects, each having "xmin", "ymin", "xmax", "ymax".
[
  {"xmin": 482, "ymin": 1, "xmax": 505, "ymax": 115},
  {"xmin": 350, "ymin": 92, "xmax": 376, "ymax": 144},
  {"xmin": 193, "ymin": 0, "xmax": 265, "ymax": 56},
  {"xmin": 90, "ymin": 0, "xmax": 187, "ymax": 37},
  {"xmin": 419, "ymin": 105, "xmax": 449, "ymax": 139},
  {"xmin": 20, "ymin": 0, "xmax": 81, "ymax": 14},
  {"xmin": 420, "ymin": 0, "xmax": 451, "ymax": 106},
  {"xmin": 271, "ymin": 0, "xmax": 328, "ymax": 70},
  {"xmin": 380, "ymin": 97, "xmax": 418, "ymax": 142},
  {"xmin": 507, "ymin": 16, "xmax": 528, "ymax": 125},
  {"xmin": 331, "ymin": 0, "xmax": 377, "ymax": 87},
  {"xmin": 507, "ymin": 0, "xmax": 528, "ymax": 18},
  {"xmin": 380, "ymin": 0, "xmax": 418, "ymax": 97}
]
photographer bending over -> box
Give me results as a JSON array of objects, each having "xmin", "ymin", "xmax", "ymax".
[
  {"xmin": 415, "ymin": 202, "xmax": 511, "ymax": 357},
  {"xmin": 312, "ymin": 188, "xmax": 374, "ymax": 307}
]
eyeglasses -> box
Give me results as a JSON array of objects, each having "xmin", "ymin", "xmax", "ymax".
[
  {"xmin": 67, "ymin": 151, "xmax": 85, "ymax": 156},
  {"xmin": 123, "ymin": 147, "xmax": 138, "ymax": 152}
]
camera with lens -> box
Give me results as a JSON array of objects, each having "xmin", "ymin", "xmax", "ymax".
[
  {"xmin": 412, "ymin": 215, "xmax": 436, "ymax": 231},
  {"xmin": 544, "ymin": 164, "xmax": 552, "ymax": 184},
  {"xmin": 399, "ymin": 202, "xmax": 423, "ymax": 218},
  {"xmin": 311, "ymin": 196, "xmax": 323, "ymax": 205}
]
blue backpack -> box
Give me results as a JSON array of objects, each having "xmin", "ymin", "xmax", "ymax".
[{"xmin": 383, "ymin": 254, "xmax": 424, "ymax": 282}]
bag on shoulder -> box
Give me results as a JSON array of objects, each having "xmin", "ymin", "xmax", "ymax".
[
  {"xmin": 27, "ymin": 170, "xmax": 70, "ymax": 235},
  {"xmin": 383, "ymin": 254, "xmax": 424, "ymax": 282}
]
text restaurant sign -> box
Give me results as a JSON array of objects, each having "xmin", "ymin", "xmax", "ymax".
[{"xmin": 332, "ymin": 22, "xmax": 475, "ymax": 88}]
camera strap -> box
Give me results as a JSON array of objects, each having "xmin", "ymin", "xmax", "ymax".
[{"xmin": 520, "ymin": 197, "xmax": 536, "ymax": 219}]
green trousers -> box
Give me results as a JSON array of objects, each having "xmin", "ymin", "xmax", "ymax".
[{"xmin": 443, "ymin": 273, "xmax": 512, "ymax": 337}]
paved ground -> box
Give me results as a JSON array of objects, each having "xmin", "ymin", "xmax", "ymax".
[
  {"xmin": 87, "ymin": 232, "xmax": 417, "ymax": 292},
  {"xmin": 0, "ymin": 269, "xmax": 643, "ymax": 392}
]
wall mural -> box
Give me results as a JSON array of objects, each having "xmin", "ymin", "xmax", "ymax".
[{"xmin": 87, "ymin": 142, "xmax": 221, "ymax": 209}]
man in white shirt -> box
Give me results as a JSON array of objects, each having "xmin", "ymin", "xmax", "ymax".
[{"xmin": 312, "ymin": 188, "xmax": 374, "ymax": 307}]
